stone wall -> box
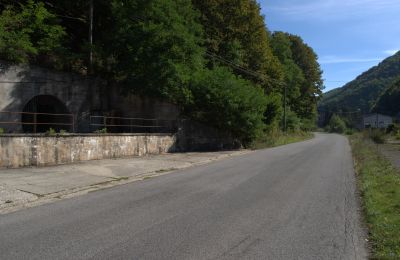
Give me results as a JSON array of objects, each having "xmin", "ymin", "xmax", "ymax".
[{"xmin": 0, "ymin": 134, "xmax": 175, "ymax": 168}]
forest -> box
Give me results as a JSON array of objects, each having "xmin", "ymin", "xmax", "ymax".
[{"xmin": 0, "ymin": 0, "xmax": 324, "ymax": 145}]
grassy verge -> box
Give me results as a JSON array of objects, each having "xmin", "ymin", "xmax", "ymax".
[
  {"xmin": 250, "ymin": 131, "xmax": 313, "ymax": 150},
  {"xmin": 349, "ymin": 134, "xmax": 400, "ymax": 258}
]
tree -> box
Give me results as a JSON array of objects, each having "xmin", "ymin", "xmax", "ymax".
[
  {"xmin": 108, "ymin": 0, "xmax": 205, "ymax": 104},
  {"xmin": 288, "ymin": 35, "xmax": 324, "ymax": 120},
  {"xmin": 326, "ymin": 114, "xmax": 346, "ymax": 133},
  {"xmin": 0, "ymin": 0, "xmax": 66, "ymax": 64},
  {"xmin": 192, "ymin": 0, "xmax": 284, "ymax": 92},
  {"xmin": 270, "ymin": 32, "xmax": 303, "ymax": 113}
]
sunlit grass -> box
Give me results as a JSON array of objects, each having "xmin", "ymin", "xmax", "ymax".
[{"xmin": 350, "ymin": 134, "xmax": 400, "ymax": 258}]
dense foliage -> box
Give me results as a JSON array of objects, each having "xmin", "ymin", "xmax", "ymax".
[
  {"xmin": 188, "ymin": 67, "xmax": 268, "ymax": 144},
  {"xmin": 0, "ymin": 1, "xmax": 66, "ymax": 64},
  {"xmin": 319, "ymin": 51, "xmax": 400, "ymax": 114},
  {"xmin": 0, "ymin": 0, "xmax": 323, "ymax": 144}
]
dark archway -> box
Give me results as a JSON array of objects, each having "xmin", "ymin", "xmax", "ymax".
[{"xmin": 22, "ymin": 95, "xmax": 71, "ymax": 133}]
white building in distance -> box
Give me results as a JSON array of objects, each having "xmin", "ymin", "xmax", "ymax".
[{"xmin": 363, "ymin": 113, "xmax": 393, "ymax": 129}]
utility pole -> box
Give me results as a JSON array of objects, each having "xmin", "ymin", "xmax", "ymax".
[
  {"xmin": 88, "ymin": 0, "xmax": 93, "ymax": 74},
  {"xmin": 283, "ymin": 84, "xmax": 287, "ymax": 133}
]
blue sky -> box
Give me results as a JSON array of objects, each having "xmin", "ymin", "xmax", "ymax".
[{"xmin": 259, "ymin": 0, "xmax": 400, "ymax": 92}]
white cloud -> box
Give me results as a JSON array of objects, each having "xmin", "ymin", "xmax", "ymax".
[{"xmin": 319, "ymin": 56, "xmax": 383, "ymax": 64}]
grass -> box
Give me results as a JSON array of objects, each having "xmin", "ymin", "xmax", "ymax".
[
  {"xmin": 349, "ymin": 134, "xmax": 400, "ymax": 258},
  {"xmin": 250, "ymin": 131, "xmax": 313, "ymax": 150}
]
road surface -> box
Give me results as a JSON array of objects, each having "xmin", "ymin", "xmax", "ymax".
[{"xmin": 0, "ymin": 133, "xmax": 367, "ymax": 259}]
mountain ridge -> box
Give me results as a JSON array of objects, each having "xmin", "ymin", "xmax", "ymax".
[{"xmin": 319, "ymin": 51, "xmax": 400, "ymax": 113}]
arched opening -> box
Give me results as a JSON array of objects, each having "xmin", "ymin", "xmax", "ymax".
[{"xmin": 22, "ymin": 95, "xmax": 71, "ymax": 133}]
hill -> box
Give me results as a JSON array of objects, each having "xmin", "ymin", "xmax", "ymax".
[{"xmin": 319, "ymin": 51, "xmax": 400, "ymax": 113}]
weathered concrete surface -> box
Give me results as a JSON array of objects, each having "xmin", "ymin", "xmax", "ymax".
[
  {"xmin": 0, "ymin": 150, "xmax": 250, "ymax": 214},
  {"xmin": 0, "ymin": 134, "xmax": 175, "ymax": 168}
]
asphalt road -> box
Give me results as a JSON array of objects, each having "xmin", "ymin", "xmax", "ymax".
[{"xmin": 0, "ymin": 133, "xmax": 367, "ymax": 259}]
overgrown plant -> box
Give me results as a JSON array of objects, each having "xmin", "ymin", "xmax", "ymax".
[
  {"xmin": 370, "ymin": 129, "xmax": 386, "ymax": 144},
  {"xmin": 95, "ymin": 128, "xmax": 108, "ymax": 134},
  {"xmin": 46, "ymin": 128, "xmax": 56, "ymax": 136}
]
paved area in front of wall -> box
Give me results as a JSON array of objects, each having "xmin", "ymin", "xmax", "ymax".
[{"xmin": 0, "ymin": 151, "xmax": 250, "ymax": 214}]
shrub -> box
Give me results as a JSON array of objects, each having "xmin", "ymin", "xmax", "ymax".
[
  {"xmin": 59, "ymin": 129, "xmax": 68, "ymax": 135},
  {"xmin": 300, "ymin": 118, "xmax": 317, "ymax": 132},
  {"xmin": 0, "ymin": 128, "xmax": 4, "ymax": 134},
  {"xmin": 370, "ymin": 129, "xmax": 385, "ymax": 144},
  {"xmin": 284, "ymin": 109, "xmax": 301, "ymax": 131},
  {"xmin": 95, "ymin": 128, "xmax": 108, "ymax": 134},
  {"xmin": 396, "ymin": 130, "xmax": 400, "ymax": 140},
  {"xmin": 46, "ymin": 128, "xmax": 56, "ymax": 136},
  {"xmin": 345, "ymin": 129, "xmax": 354, "ymax": 135}
]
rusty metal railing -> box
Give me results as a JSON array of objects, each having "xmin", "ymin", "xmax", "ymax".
[
  {"xmin": 0, "ymin": 111, "xmax": 75, "ymax": 133},
  {"xmin": 89, "ymin": 115, "xmax": 177, "ymax": 133}
]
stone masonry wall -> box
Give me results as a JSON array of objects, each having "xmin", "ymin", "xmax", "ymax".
[{"xmin": 0, "ymin": 134, "xmax": 175, "ymax": 168}]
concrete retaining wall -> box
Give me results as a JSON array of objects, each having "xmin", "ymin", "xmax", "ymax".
[{"xmin": 0, "ymin": 134, "xmax": 175, "ymax": 168}]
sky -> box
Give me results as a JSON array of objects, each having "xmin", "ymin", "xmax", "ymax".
[{"xmin": 259, "ymin": 0, "xmax": 400, "ymax": 92}]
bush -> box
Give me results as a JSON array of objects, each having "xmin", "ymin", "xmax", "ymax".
[
  {"xmin": 326, "ymin": 114, "xmax": 347, "ymax": 133},
  {"xmin": 46, "ymin": 128, "xmax": 56, "ymax": 136},
  {"xmin": 386, "ymin": 124, "xmax": 396, "ymax": 134},
  {"xmin": 0, "ymin": 128, "xmax": 4, "ymax": 134},
  {"xmin": 187, "ymin": 67, "xmax": 268, "ymax": 145},
  {"xmin": 370, "ymin": 129, "xmax": 385, "ymax": 144},
  {"xmin": 300, "ymin": 118, "xmax": 317, "ymax": 132},
  {"xmin": 284, "ymin": 109, "xmax": 301, "ymax": 131},
  {"xmin": 345, "ymin": 128, "xmax": 355, "ymax": 135},
  {"xmin": 396, "ymin": 131, "xmax": 400, "ymax": 140},
  {"xmin": 95, "ymin": 128, "xmax": 108, "ymax": 134}
]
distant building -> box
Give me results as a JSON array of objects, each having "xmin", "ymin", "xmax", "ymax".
[{"xmin": 363, "ymin": 113, "xmax": 393, "ymax": 129}]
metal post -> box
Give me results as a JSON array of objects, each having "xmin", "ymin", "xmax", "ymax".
[
  {"xmin": 33, "ymin": 113, "xmax": 37, "ymax": 134},
  {"xmin": 88, "ymin": 0, "xmax": 93, "ymax": 74},
  {"xmin": 72, "ymin": 115, "xmax": 75, "ymax": 133}
]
